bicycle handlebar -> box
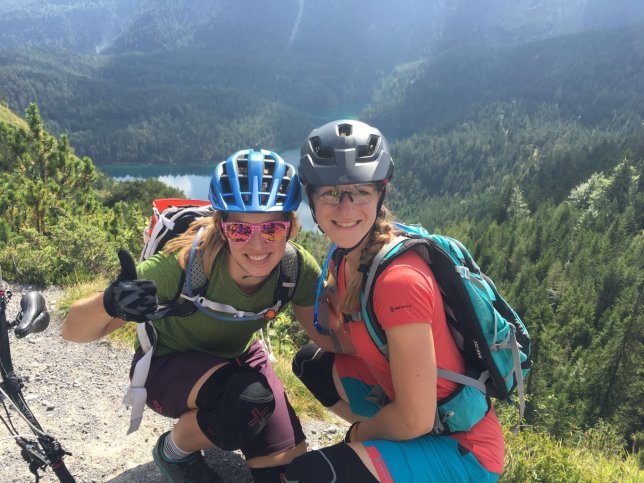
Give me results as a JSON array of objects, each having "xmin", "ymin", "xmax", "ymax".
[{"xmin": 1, "ymin": 288, "xmax": 76, "ymax": 482}]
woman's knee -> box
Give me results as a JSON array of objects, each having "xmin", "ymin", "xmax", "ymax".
[
  {"xmin": 194, "ymin": 363, "xmax": 275, "ymax": 450},
  {"xmin": 292, "ymin": 343, "xmax": 341, "ymax": 407}
]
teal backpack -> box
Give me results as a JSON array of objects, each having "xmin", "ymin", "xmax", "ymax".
[{"xmin": 329, "ymin": 222, "xmax": 532, "ymax": 435}]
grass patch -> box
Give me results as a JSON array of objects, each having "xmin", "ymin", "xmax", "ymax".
[
  {"xmin": 110, "ymin": 323, "xmax": 138, "ymax": 347},
  {"xmin": 271, "ymin": 354, "xmax": 336, "ymax": 422},
  {"xmin": 502, "ymin": 426, "xmax": 642, "ymax": 482},
  {"xmin": 497, "ymin": 404, "xmax": 642, "ymax": 482},
  {"xmin": 0, "ymin": 103, "xmax": 27, "ymax": 129},
  {"xmin": 58, "ymin": 277, "xmax": 109, "ymax": 314}
]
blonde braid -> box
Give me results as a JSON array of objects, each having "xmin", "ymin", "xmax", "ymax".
[{"xmin": 339, "ymin": 207, "xmax": 393, "ymax": 314}]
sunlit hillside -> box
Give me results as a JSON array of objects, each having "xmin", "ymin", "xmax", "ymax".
[{"xmin": 0, "ymin": 101, "xmax": 26, "ymax": 129}]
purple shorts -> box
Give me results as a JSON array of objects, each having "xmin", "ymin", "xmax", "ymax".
[{"xmin": 130, "ymin": 341, "xmax": 305, "ymax": 459}]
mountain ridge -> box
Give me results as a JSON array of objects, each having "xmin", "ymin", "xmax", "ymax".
[{"xmin": 2, "ymin": 0, "xmax": 643, "ymax": 59}]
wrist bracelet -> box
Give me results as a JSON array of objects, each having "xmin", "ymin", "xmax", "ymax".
[{"xmin": 351, "ymin": 421, "xmax": 360, "ymax": 442}]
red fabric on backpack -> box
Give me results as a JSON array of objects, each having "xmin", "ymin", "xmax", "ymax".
[{"xmin": 144, "ymin": 199, "xmax": 210, "ymax": 239}]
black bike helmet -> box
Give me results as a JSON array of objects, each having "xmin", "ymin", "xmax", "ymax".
[{"xmin": 299, "ymin": 120, "xmax": 394, "ymax": 186}]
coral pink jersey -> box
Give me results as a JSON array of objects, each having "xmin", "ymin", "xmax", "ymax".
[{"xmin": 334, "ymin": 250, "xmax": 504, "ymax": 474}]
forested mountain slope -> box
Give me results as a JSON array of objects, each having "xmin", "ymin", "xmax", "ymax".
[
  {"xmin": 2, "ymin": 21, "xmax": 642, "ymax": 169},
  {"xmin": 0, "ymin": 94, "xmax": 642, "ymax": 478},
  {"xmin": 361, "ymin": 23, "xmax": 644, "ymax": 228},
  {"xmin": 0, "ymin": 48, "xmax": 315, "ymax": 165},
  {"xmin": 364, "ymin": 22, "xmax": 644, "ymax": 136},
  {"xmin": 387, "ymin": 101, "xmax": 642, "ymax": 214}
]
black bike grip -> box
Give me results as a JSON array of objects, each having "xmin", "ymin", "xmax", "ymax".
[
  {"xmin": 52, "ymin": 460, "xmax": 76, "ymax": 483},
  {"xmin": 14, "ymin": 292, "xmax": 49, "ymax": 338}
]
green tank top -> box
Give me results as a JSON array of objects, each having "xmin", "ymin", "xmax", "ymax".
[{"xmin": 137, "ymin": 242, "xmax": 320, "ymax": 358}]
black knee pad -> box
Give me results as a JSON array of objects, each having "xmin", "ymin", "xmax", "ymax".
[
  {"xmin": 196, "ymin": 363, "xmax": 275, "ymax": 451},
  {"xmin": 284, "ymin": 444, "xmax": 378, "ymax": 483},
  {"xmin": 292, "ymin": 343, "xmax": 340, "ymax": 407},
  {"xmin": 250, "ymin": 464, "xmax": 289, "ymax": 483}
]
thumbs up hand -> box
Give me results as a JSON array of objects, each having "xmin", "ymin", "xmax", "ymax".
[{"xmin": 103, "ymin": 249, "xmax": 159, "ymax": 322}]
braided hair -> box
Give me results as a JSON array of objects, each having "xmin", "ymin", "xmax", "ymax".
[{"xmin": 338, "ymin": 207, "xmax": 393, "ymax": 314}]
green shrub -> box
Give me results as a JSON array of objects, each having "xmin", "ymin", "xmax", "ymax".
[
  {"xmin": 1, "ymin": 218, "xmax": 121, "ymax": 286},
  {"xmin": 502, "ymin": 426, "xmax": 641, "ymax": 482}
]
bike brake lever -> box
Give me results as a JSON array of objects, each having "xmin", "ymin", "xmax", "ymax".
[{"xmin": 14, "ymin": 292, "xmax": 50, "ymax": 339}]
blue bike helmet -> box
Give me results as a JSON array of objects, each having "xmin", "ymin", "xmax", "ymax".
[{"xmin": 209, "ymin": 149, "xmax": 301, "ymax": 212}]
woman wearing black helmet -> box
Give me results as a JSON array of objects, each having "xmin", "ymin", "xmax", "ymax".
[
  {"xmin": 286, "ymin": 121, "xmax": 503, "ymax": 482},
  {"xmin": 63, "ymin": 149, "xmax": 322, "ymax": 483}
]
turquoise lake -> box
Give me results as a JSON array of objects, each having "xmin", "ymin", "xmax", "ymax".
[{"xmin": 99, "ymin": 148, "xmax": 321, "ymax": 232}]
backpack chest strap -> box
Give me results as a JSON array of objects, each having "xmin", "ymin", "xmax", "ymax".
[
  {"xmin": 180, "ymin": 292, "xmax": 282, "ymax": 320},
  {"xmin": 182, "ymin": 227, "xmax": 283, "ymax": 321}
]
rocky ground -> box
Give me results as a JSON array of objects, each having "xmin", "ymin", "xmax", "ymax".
[{"xmin": 0, "ymin": 284, "xmax": 344, "ymax": 483}]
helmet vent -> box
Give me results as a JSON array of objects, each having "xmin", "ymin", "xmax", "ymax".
[
  {"xmin": 210, "ymin": 148, "xmax": 301, "ymax": 212},
  {"xmin": 309, "ymin": 136, "xmax": 334, "ymax": 163},
  {"xmin": 357, "ymin": 134, "xmax": 380, "ymax": 158},
  {"xmin": 337, "ymin": 123, "xmax": 353, "ymax": 137}
]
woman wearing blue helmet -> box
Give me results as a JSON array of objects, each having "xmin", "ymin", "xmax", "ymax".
[{"xmin": 63, "ymin": 149, "xmax": 321, "ymax": 483}]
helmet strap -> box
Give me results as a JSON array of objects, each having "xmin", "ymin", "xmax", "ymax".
[{"xmin": 376, "ymin": 185, "xmax": 387, "ymax": 215}]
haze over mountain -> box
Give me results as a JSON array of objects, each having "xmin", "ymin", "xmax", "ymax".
[
  {"xmin": 1, "ymin": 0, "xmax": 643, "ymax": 60},
  {"xmin": 364, "ymin": 21, "xmax": 644, "ymax": 136}
]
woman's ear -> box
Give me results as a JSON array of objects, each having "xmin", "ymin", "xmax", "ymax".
[
  {"xmin": 287, "ymin": 213, "xmax": 301, "ymax": 240},
  {"xmin": 288, "ymin": 221, "xmax": 299, "ymax": 240},
  {"xmin": 214, "ymin": 214, "xmax": 228, "ymax": 242}
]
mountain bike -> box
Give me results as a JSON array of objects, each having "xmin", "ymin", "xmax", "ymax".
[{"xmin": 0, "ymin": 269, "xmax": 75, "ymax": 482}]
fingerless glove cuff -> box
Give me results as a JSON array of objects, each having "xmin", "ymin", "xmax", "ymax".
[{"xmin": 103, "ymin": 285, "xmax": 126, "ymax": 320}]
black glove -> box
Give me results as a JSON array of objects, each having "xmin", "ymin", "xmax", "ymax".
[{"xmin": 103, "ymin": 249, "xmax": 158, "ymax": 322}]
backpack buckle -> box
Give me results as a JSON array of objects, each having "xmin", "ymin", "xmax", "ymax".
[{"xmin": 456, "ymin": 266, "xmax": 470, "ymax": 279}]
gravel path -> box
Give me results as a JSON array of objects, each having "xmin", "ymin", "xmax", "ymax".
[{"xmin": 0, "ymin": 284, "xmax": 343, "ymax": 483}]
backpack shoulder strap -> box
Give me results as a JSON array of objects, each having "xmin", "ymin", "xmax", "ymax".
[
  {"xmin": 273, "ymin": 241, "xmax": 302, "ymax": 310},
  {"xmin": 363, "ymin": 235, "xmax": 430, "ymax": 303},
  {"xmin": 354, "ymin": 235, "xmax": 433, "ymax": 358},
  {"xmin": 149, "ymin": 230, "xmax": 209, "ymax": 319}
]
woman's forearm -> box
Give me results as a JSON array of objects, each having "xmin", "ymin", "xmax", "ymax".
[
  {"xmin": 62, "ymin": 292, "xmax": 126, "ymax": 342},
  {"xmin": 355, "ymin": 399, "xmax": 435, "ymax": 442}
]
